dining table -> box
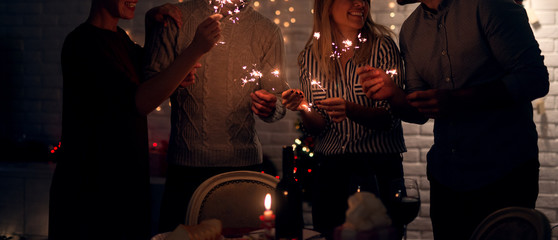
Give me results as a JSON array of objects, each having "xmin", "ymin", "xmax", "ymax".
[{"xmin": 151, "ymin": 227, "xmax": 323, "ymax": 240}]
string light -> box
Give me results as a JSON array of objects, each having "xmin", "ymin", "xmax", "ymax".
[{"xmin": 257, "ymin": 0, "xmax": 296, "ymax": 29}]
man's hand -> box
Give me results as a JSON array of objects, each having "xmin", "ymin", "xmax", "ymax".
[
  {"xmin": 407, "ymin": 89, "xmax": 452, "ymax": 119},
  {"xmin": 251, "ymin": 89, "xmax": 277, "ymax": 118}
]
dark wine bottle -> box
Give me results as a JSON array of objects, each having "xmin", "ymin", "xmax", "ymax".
[{"xmin": 275, "ymin": 145, "xmax": 304, "ymax": 240}]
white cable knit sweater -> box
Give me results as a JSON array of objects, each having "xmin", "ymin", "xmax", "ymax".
[{"xmin": 144, "ymin": 0, "xmax": 287, "ymax": 167}]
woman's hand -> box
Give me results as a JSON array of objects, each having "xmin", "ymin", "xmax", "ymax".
[
  {"xmin": 315, "ymin": 98, "xmax": 347, "ymax": 123},
  {"xmin": 281, "ymin": 89, "xmax": 310, "ymax": 111},
  {"xmin": 357, "ymin": 65, "xmax": 398, "ymax": 100},
  {"xmin": 191, "ymin": 14, "xmax": 223, "ymax": 54},
  {"xmin": 147, "ymin": 3, "xmax": 183, "ymax": 28}
]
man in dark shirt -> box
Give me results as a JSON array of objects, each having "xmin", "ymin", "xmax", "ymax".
[{"xmin": 357, "ymin": 0, "xmax": 549, "ymax": 239}]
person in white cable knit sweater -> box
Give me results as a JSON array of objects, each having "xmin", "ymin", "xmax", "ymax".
[{"xmin": 144, "ymin": 0, "xmax": 288, "ymax": 233}]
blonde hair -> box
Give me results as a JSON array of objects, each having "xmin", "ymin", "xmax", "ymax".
[{"xmin": 301, "ymin": 0, "xmax": 393, "ymax": 81}]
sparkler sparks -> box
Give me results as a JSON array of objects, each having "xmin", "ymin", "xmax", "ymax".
[
  {"xmin": 329, "ymin": 32, "xmax": 367, "ymax": 59},
  {"xmin": 209, "ymin": 0, "xmax": 246, "ymax": 22},
  {"xmin": 239, "ymin": 65, "xmax": 263, "ymax": 86},
  {"xmin": 271, "ymin": 69, "xmax": 280, "ymax": 78},
  {"xmin": 310, "ymin": 79, "xmax": 325, "ymax": 92},
  {"xmin": 313, "ymin": 32, "xmax": 321, "ymax": 40},
  {"xmin": 300, "ymin": 103, "xmax": 312, "ymax": 112},
  {"xmin": 357, "ymin": 33, "xmax": 367, "ymax": 43},
  {"xmin": 385, "ymin": 69, "xmax": 398, "ymax": 78},
  {"xmin": 238, "ymin": 66, "xmax": 283, "ymax": 88}
]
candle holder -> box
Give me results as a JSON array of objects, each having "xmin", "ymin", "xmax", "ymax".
[{"xmin": 259, "ymin": 214, "xmax": 275, "ymax": 240}]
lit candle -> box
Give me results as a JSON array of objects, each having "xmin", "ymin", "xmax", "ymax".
[{"xmin": 263, "ymin": 193, "xmax": 274, "ymax": 220}]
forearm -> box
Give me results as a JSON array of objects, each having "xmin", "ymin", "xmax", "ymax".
[
  {"xmin": 136, "ymin": 45, "xmax": 205, "ymax": 115},
  {"xmin": 345, "ymin": 101, "xmax": 392, "ymax": 130}
]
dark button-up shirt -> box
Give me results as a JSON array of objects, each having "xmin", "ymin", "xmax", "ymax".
[{"xmin": 400, "ymin": 0, "xmax": 548, "ymax": 190}]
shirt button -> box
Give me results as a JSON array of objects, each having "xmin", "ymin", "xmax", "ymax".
[
  {"xmin": 442, "ymin": 50, "xmax": 447, "ymax": 56},
  {"xmin": 445, "ymin": 77, "xmax": 451, "ymax": 82}
]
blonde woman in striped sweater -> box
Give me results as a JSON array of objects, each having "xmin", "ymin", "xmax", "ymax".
[{"xmin": 282, "ymin": 0, "xmax": 407, "ymax": 238}]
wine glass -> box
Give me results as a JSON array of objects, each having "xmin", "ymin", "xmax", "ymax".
[{"xmin": 390, "ymin": 178, "xmax": 420, "ymax": 240}]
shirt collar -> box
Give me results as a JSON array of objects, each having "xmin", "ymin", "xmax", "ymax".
[{"xmin": 420, "ymin": 0, "xmax": 452, "ymax": 18}]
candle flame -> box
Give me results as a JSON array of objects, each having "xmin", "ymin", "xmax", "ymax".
[{"xmin": 264, "ymin": 193, "xmax": 271, "ymax": 210}]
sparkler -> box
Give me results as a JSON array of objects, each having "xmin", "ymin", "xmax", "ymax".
[
  {"xmin": 329, "ymin": 32, "xmax": 368, "ymax": 59},
  {"xmin": 310, "ymin": 79, "xmax": 326, "ymax": 92},
  {"xmin": 238, "ymin": 66, "xmax": 284, "ymax": 91},
  {"xmin": 313, "ymin": 32, "xmax": 321, "ymax": 40},
  {"xmin": 300, "ymin": 103, "xmax": 312, "ymax": 112},
  {"xmin": 357, "ymin": 33, "xmax": 367, "ymax": 43},
  {"xmin": 239, "ymin": 65, "xmax": 263, "ymax": 87},
  {"xmin": 209, "ymin": 0, "xmax": 245, "ymax": 44},
  {"xmin": 209, "ymin": 0, "xmax": 246, "ymax": 22},
  {"xmin": 271, "ymin": 69, "xmax": 280, "ymax": 78},
  {"xmin": 385, "ymin": 69, "xmax": 398, "ymax": 78}
]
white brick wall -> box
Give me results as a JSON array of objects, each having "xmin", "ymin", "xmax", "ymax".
[{"xmin": 0, "ymin": 0, "xmax": 556, "ymax": 239}]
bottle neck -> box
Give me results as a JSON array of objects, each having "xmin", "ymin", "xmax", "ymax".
[{"xmin": 282, "ymin": 146, "xmax": 296, "ymax": 180}]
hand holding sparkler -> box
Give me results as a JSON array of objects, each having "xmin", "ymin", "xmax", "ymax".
[
  {"xmin": 315, "ymin": 98, "xmax": 347, "ymax": 123},
  {"xmin": 357, "ymin": 65, "xmax": 399, "ymax": 100},
  {"xmin": 251, "ymin": 89, "xmax": 277, "ymax": 118},
  {"xmin": 407, "ymin": 89, "xmax": 452, "ymax": 119},
  {"xmin": 190, "ymin": 14, "xmax": 223, "ymax": 54},
  {"xmin": 281, "ymin": 89, "xmax": 311, "ymax": 112}
]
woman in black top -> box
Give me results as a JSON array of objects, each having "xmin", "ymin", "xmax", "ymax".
[{"xmin": 49, "ymin": 1, "xmax": 223, "ymax": 239}]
